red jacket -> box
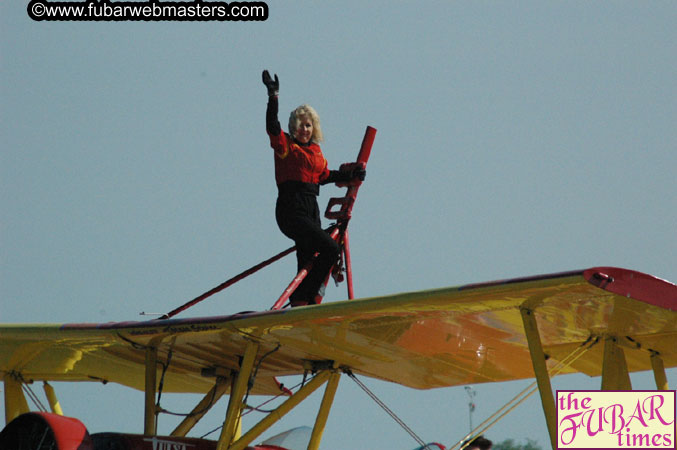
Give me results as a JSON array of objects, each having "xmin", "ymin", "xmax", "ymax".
[{"xmin": 268, "ymin": 130, "xmax": 330, "ymax": 186}]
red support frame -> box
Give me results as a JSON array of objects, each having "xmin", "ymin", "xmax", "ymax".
[{"xmin": 271, "ymin": 126, "xmax": 377, "ymax": 309}]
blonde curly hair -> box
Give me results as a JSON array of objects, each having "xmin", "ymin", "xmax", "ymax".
[{"xmin": 288, "ymin": 104, "xmax": 323, "ymax": 143}]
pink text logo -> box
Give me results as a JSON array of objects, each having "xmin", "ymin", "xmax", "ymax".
[{"xmin": 556, "ymin": 390, "xmax": 675, "ymax": 449}]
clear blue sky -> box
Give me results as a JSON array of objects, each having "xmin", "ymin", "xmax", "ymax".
[{"xmin": 2, "ymin": 1, "xmax": 676, "ymax": 449}]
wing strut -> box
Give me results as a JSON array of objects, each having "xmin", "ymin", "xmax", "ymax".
[
  {"xmin": 144, "ymin": 345, "xmax": 159, "ymax": 435},
  {"xmin": 519, "ymin": 306, "xmax": 557, "ymax": 450},
  {"xmin": 217, "ymin": 340, "xmax": 260, "ymax": 450},
  {"xmin": 601, "ymin": 336, "xmax": 632, "ymax": 390},
  {"xmin": 650, "ymin": 352, "xmax": 669, "ymax": 390},
  {"xmin": 3, "ymin": 374, "xmax": 29, "ymax": 424},
  {"xmin": 308, "ymin": 367, "xmax": 341, "ymax": 450},
  {"xmin": 42, "ymin": 382, "xmax": 63, "ymax": 415},
  {"xmin": 171, "ymin": 375, "xmax": 231, "ymax": 437},
  {"xmin": 225, "ymin": 368, "xmax": 337, "ymax": 450},
  {"xmin": 448, "ymin": 336, "xmax": 600, "ymax": 450}
]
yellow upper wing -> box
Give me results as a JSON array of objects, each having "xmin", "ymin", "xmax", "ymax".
[{"xmin": 1, "ymin": 267, "xmax": 675, "ymax": 395}]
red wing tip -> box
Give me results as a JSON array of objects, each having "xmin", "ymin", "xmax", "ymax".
[{"xmin": 584, "ymin": 267, "xmax": 677, "ymax": 311}]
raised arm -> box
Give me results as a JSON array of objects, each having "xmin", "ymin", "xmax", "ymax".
[{"xmin": 262, "ymin": 70, "xmax": 281, "ymax": 136}]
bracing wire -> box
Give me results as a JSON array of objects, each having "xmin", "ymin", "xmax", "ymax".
[
  {"xmin": 22, "ymin": 383, "xmax": 47, "ymax": 413},
  {"xmin": 199, "ymin": 375, "xmax": 312, "ymax": 439},
  {"xmin": 155, "ymin": 343, "xmax": 287, "ymax": 430},
  {"xmin": 347, "ymin": 371, "xmax": 427, "ymax": 448},
  {"xmin": 242, "ymin": 344, "xmax": 281, "ymax": 412},
  {"xmin": 13, "ymin": 372, "xmax": 48, "ymax": 413},
  {"xmin": 241, "ymin": 377, "xmax": 307, "ymax": 417},
  {"xmin": 156, "ymin": 347, "xmax": 174, "ymax": 409},
  {"xmin": 448, "ymin": 336, "xmax": 600, "ymax": 450}
]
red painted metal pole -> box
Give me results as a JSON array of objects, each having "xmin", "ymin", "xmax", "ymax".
[
  {"xmin": 159, "ymin": 245, "xmax": 296, "ymax": 320},
  {"xmin": 271, "ymin": 262, "xmax": 312, "ymax": 310},
  {"xmin": 343, "ymin": 228, "xmax": 354, "ymax": 300},
  {"xmin": 356, "ymin": 126, "xmax": 376, "ymax": 164},
  {"xmin": 324, "ymin": 127, "xmax": 376, "ymax": 221},
  {"xmin": 271, "ymin": 228, "xmax": 340, "ymax": 310},
  {"xmin": 323, "ymin": 126, "xmax": 377, "ymax": 301}
]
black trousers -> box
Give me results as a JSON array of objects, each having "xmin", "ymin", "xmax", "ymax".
[{"xmin": 276, "ymin": 191, "xmax": 340, "ymax": 305}]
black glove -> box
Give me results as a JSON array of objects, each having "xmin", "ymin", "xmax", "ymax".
[
  {"xmin": 322, "ymin": 163, "xmax": 366, "ymax": 185},
  {"xmin": 262, "ymin": 70, "xmax": 279, "ymax": 97},
  {"xmin": 352, "ymin": 166, "xmax": 366, "ymax": 181},
  {"xmin": 340, "ymin": 162, "xmax": 366, "ymax": 181}
]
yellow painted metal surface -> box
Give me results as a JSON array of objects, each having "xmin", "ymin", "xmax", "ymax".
[
  {"xmin": 229, "ymin": 370, "xmax": 332, "ymax": 450},
  {"xmin": 144, "ymin": 345, "xmax": 159, "ymax": 435},
  {"xmin": 521, "ymin": 307, "xmax": 557, "ymax": 450},
  {"xmin": 3, "ymin": 375, "xmax": 29, "ymax": 424},
  {"xmin": 601, "ymin": 336, "xmax": 632, "ymax": 390},
  {"xmin": 650, "ymin": 353, "xmax": 669, "ymax": 390},
  {"xmin": 1, "ymin": 271, "xmax": 676, "ymax": 397},
  {"xmin": 217, "ymin": 340, "xmax": 258, "ymax": 450},
  {"xmin": 171, "ymin": 376, "xmax": 230, "ymax": 436},
  {"xmin": 308, "ymin": 370, "xmax": 341, "ymax": 450},
  {"xmin": 43, "ymin": 381, "xmax": 63, "ymax": 415}
]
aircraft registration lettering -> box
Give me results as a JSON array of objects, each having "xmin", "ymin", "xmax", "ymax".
[{"xmin": 143, "ymin": 437, "xmax": 195, "ymax": 450}]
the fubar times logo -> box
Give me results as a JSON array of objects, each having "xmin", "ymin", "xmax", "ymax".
[{"xmin": 557, "ymin": 390, "xmax": 676, "ymax": 449}]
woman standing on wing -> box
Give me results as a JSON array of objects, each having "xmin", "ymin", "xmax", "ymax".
[{"xmin": 262, "ymin": 70, "xmax": 364, "ymax": 307}]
